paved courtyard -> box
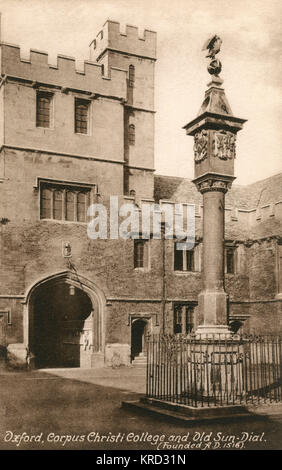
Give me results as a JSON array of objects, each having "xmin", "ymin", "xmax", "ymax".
[{"xmin": 0, "ymin": 367, "xmax": 281, "ymax": 450}]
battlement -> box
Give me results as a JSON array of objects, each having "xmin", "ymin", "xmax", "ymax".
[
  {"xmin": 0, "ymin": 43, "xmax": 127, "ymax": 98},
  {"xmin": 90, "ymin": 20, "xmax": 157, "ymax": 62}
]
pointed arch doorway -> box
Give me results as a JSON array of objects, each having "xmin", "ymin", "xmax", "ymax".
[{"xmin": 26, "ymin": 272, "xmax": 104, "ymax": 368}]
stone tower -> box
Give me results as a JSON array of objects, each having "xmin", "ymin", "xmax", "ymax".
[{"xmin": 89, "ymin": 20, "xmax": 157, "ymax": 199}]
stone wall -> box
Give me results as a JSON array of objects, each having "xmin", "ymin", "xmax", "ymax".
[
  {"xmin": 3, "ymin": 82, "xmax": 125, "ymax": 162},
  {"xmin": 0, "ymin": 43, "xmax": 126, "ymax": 98},
  {"xmin": 89, "ymin": 20, "xmax": 157, "ymax": 66}
]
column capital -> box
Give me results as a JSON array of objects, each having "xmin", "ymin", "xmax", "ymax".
[{"xmin": 192, "ymin": 172, "xmax": 236, "ymax": 194}]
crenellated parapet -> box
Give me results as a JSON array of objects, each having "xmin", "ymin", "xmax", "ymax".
[
  {"xmin": 0, "ymin": 43, "xmax": 127, "ymax": 99},
  {"xmin": 89, "ymin": 20, "xmax": 157, "ymax": 62}
]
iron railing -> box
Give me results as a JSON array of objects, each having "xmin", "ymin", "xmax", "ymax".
[{"xmin": 146, "ymin": 333, "xmax": 282, "ymax": 407}]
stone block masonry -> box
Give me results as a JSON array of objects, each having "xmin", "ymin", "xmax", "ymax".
[
  {"xmin": 90, "ymin": 20, "xmax": 157, "ymax": 63},
  {"xmin": 0, "ymin": 18, "xmax": 281, "ymax": 370},
  {"xmin": 0, "ymin": 44, "xmax": 127, "ymax": 99}
]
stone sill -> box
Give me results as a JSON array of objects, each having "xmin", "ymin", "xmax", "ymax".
[
  {"xmin": 225, "ymin": 273, "xmax": 244, "ymax": 277},
  {"xmin": 173, "ymin": 271, "xmax": 201, "ymax": 276},
  {"xmin": 36, "ymin": 126, "xmax": 54, "ymax": 131},
  {"xmin": 134, "ymin": 268, "xmax": 151, "ymax": 273},
  {"xmin": 75, "ymin": 133, "xmax": 91, "ymax": 137}
]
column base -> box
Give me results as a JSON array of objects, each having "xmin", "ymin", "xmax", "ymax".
[
  {"xmin": 195, "ymin": 324, "xmax": 232, "ymax": 339},
  {"xmin": 190, "ymin": 331, "xmax": 243, "ymax": 401},
  {"xmin": 197, "ymin": 290, "xmax": 228, "ymax": 327},
  {"xmin": 90, "ymin": 352, "xmax": 105, "ymax": 369}
]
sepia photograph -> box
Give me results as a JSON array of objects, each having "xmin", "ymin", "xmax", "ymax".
[{"xmin": 0, "ymin": 0, "xmax": 281, "ymax": 456}]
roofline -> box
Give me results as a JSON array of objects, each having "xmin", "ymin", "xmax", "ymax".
[{"xmin": 153, "ymin": 172, "xmax": 282, "ymax": 188}]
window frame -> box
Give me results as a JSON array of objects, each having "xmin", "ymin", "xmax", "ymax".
[
  {"xmin": 38, "ymin": 179, "xmax": 95, "ymax": 223},
  {"xmin": 74, "ymin": 97, "xmax": 91, "ymax": 136},
  {"xmin": 36, "ymin": 90, "xmax": 54, "ymax": 129},
  {"xmin": 173, "ymin": 303, "xmax": 195, "ymax": 335},
  {"xmin": 133, "ymin": 239, "xmax": 150, "ymax": 270},
  {"xmin": 129, "ymin": 64, "xmax": 135, "ymax": 88},
  {"xmin": 128, "ymin": 124, "xmax": 135, "ymax": 146},
  {"xmin": 174, "ymin": 241, "xmax": 198, "ymax": 273},
  {"xmin": 225, "ymin": 245, "xmax": 237, "ymax": 274},
  {"xmin": 0, "ymin": 310, "xmax": 11, "ymax": 326}
]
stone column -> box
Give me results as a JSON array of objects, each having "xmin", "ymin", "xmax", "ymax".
[
  {"xmin": 195, "ymin": 176, "xmax": 233, "ymax": 335},
  {"xmin": 183, "ymin": 73, "xmax": 246, "ymax": 336}
]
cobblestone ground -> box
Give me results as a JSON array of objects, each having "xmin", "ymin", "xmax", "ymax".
[{"xmin": 0, "ymin": 368, "xmax": 281, "ymax": 450}]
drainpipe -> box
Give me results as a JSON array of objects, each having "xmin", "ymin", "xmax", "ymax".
[{"xmin": 161, "ymin": 222, "xmax": 166, "ymax": 335}]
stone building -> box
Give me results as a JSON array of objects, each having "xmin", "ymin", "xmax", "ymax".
[{"xmin": 0, "ymin": 20, "xmax": 281, "ymax": 369}]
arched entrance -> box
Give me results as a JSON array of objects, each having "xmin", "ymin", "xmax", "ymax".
[
  {"xmin": 131, "ymin": 318, "xmax": 149, "ymax": 361},
  {"xmin": 26, "ymin": 272, "xmax": 104, "ymax": 368}
]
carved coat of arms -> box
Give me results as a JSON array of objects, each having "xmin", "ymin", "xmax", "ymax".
[
  {"xmin": 213, "ymin": 131, "xmax": 236, "ymax": 160},
  {"xmin": 193, "ymin": 130, "xmax": 208, "ymax": 162}
]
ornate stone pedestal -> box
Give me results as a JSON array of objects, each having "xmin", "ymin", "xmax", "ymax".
[{"xmin": 192, "ymin": 332, "xmax": 244, "ymax": 399}]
